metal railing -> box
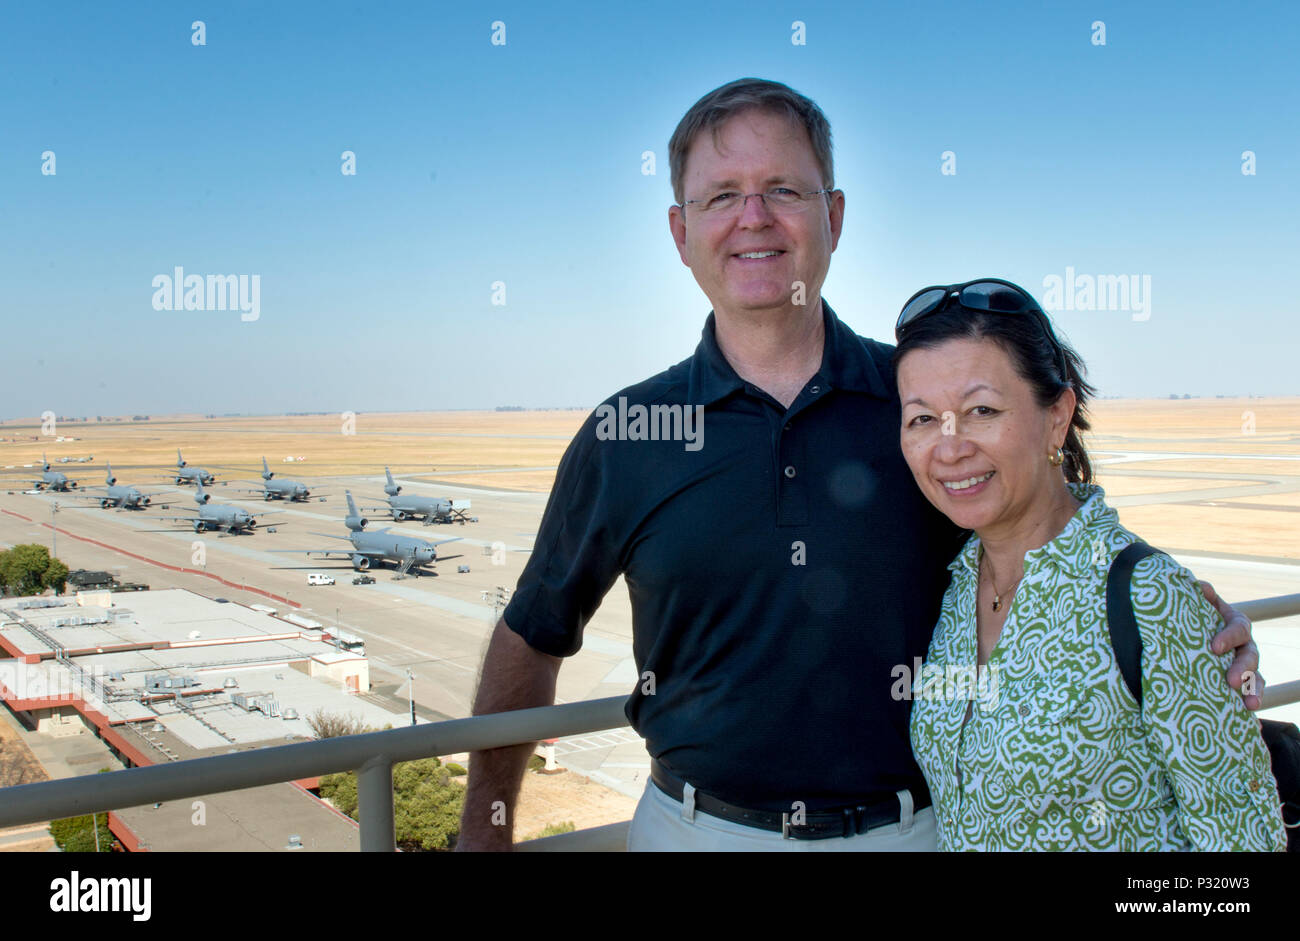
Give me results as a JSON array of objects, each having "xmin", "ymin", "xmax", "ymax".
[{"xmin": 1, "ymin": 592, "xmax": 1298, "ymax": 852}]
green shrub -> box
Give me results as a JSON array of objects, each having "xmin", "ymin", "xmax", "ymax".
[
  {"xmin": 319, "ymin": 757, "xmax": 463, "ymax": 851},
  {"xmin": 49, "ymin": 813, "xmax": 113, "ymax": 852}
]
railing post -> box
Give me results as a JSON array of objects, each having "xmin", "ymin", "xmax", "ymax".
[{"xmin": 357, "ymin": 756, "xmax": 395, "ymax": 852}]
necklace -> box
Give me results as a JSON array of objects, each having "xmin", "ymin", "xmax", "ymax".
[{"xmin": 980, "ymin": 545, "xmax": 1023, "ymax": 613}]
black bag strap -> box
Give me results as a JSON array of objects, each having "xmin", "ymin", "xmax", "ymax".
[{"xmin": 1106, "ymin": 540, "xmax": 1163, "ymax": 709}]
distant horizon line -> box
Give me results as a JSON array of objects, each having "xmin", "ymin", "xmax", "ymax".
[{"xmin": 2, "ymin": 394, "xmax": 1298, "ymax": 426}]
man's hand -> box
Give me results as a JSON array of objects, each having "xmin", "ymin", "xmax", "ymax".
[{"xmin": 1200, "ymin": 580, "xmax": 1265, "ymax": 711}]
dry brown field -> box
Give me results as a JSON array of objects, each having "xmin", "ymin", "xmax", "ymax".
[{"xmin": 2, "ymin": 397, "xmax": 1297, "ymax": 559}]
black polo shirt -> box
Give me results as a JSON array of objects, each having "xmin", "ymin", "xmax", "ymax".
[{"xmin": 504, "ymin": 300, "xmax": 965, "ymax": 811}]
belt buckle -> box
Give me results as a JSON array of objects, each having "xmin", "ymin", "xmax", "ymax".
[{"xmin": 780, "ymin": 812, "xmax": 815, "ymax": 840}]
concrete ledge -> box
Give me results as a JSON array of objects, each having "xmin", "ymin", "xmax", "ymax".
[{"xmin": 514, "ymin": 820, "xmax": 629, "ymax": 852}]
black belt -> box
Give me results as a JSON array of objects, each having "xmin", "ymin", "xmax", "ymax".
[{"xmin": 650, "ymin": 759, "xmax": 930, "ymax": 840}]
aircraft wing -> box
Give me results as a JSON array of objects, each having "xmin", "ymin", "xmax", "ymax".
[{"xmin": 267, "ymin": 548, "xmax": 360, "ymax": 558}]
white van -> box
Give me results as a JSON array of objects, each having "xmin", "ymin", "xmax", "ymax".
[{"xmin": 306, "ymin": 573, "xmax": 335, "ymax": 586}]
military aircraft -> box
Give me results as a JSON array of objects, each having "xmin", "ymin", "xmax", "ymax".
[
  {"xmin": 73, "ymin": 462, "xmax": 172, "ymax": 509},
  {"xmin": 171, "ymin": 449, "xmax": 215, "ymax": 485},
  {"xmin": 151, "ymin": 481, "xmax": 280, "ymax": 534},
  {"xmin": 26, "ymin": 453, "xmax": 81, "ymax": 491},
  {"xmin": 233, "ymin": 456, "xmax": 322, "ymax": 502},
  {"xmin": 360, "ymin": 467, "xmax": 476, "ymax": 526},
  {"xmin": 272, "ymin": 491, "xmax": 460, "ymax": 578}
]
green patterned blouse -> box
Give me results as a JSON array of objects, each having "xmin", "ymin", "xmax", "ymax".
[{"xmin": 909, "ymin": 482, "xmax": 1287, "ymax": 851}]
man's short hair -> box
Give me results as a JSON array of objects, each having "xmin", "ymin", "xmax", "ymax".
[{"xmin": 668, "ymin": 78, "xmax": 834, "ymax": 206}]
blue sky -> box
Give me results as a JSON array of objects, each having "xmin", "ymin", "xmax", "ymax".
[{"xmin": 2, "ymin": 0, "xmax": 1296, "ymax": 418}]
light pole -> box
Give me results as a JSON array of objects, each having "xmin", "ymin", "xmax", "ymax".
[
  {"xmin": 50, "ymin": 501, "xmax": 58, "ymax": 560},
  {"xmin": 407, "ymin": 668, "xmax": 416, "ymax": 726}
]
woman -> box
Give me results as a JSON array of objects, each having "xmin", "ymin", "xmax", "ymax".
[{"xmin": 894, "ymin": 277, "xmax": 1286, "ymax": 851}]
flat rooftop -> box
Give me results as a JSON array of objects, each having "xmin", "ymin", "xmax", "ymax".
[{"xmin": 0, "ymin": 588, "xmax": 404, "ymax": 747}]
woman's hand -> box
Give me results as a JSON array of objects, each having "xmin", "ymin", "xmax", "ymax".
[{"xmin": 1200, "ymin": 580, "xmax": 1264, "ymax": 711}]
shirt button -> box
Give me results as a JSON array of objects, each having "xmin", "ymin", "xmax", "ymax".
[
  {"xmin": 809, "ymin": 385, "xmax": 821, "ymax": 394},
  {"xmin": 1248, "ymin": 779, "xmax": 1261, "ymax": 792},
  {"xmin": 784, "ymin": 423, "xmax": 791, "ymax": 432},
  {"xmin": 784, "ymin": 465, "xmax": 796, "ymax": 479},
  {"xmin": 1018, "ymin": 704, "xmax": 1030, "ymax": 717}
]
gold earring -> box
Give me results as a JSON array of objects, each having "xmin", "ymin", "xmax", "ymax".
[{"xmin": 1048, "ymin": 447, "xmax": 1065, "ymax": 466}]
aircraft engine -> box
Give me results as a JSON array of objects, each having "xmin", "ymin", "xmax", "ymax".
[
  {"xmin": 345, "ymin": 514, "xmax": 368, "ymax": 531},
  {"xmin": 352, "ymin": 554, "xmax": 370, "ymax": 571}
]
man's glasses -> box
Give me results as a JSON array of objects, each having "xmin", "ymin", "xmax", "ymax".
[
  {"xmin": 679, "ymin": 187, "xmax": 833, "ymax": 217},
  {"xmin": 895, "ymin": 278, "xmax": 1068, "ymax": 377}
]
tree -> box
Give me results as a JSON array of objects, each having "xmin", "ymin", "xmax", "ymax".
[
  {"xmin": 0, "ymin": 544, "xmax": 68, "ymax": 596},
  {"xmin": 319, "ymin": 758, "xmax": 464, "ymax": 851},
  {"xmin": 44, "ymin": 557, "xmax": 69, "ymax": 594},
  {"xmin": 391, "ymin": 759, "xmax": 464, "ymax": 851},
  {"xmin": 305, "ymin": 708, "xmax": 370, "ymax": 739},
  {"xmin": 309, "ymin": 710, "xmax": 463, "ymax": 849}
]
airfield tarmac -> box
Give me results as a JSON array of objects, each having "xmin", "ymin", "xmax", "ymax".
[{"xmin": 1, "ymin": 400, "xmax": 1297, "ymax": 821}]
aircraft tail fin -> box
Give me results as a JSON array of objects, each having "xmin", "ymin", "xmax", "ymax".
[{"xmin": 345, "ymin": 491, "xmax": 368, "ymax": 531}]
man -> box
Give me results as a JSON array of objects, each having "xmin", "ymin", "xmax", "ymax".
[{"xmin": 457, "ymin": 78, "xmax": 1260, "ymax": 851}]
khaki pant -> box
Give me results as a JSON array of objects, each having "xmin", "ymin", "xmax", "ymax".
[{"xmin": 626, "ymin": 778, "xmax": 938, "ymax": 852}]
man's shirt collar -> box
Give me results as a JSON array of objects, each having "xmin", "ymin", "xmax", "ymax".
[{"xmin": 686, "ymin": 299, "xmax": 891, "ymax": 407}]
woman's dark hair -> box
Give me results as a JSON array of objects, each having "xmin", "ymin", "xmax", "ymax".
[{"xmin": 892, "ymin": 308, "xmax": 1097, "ymax": 484}]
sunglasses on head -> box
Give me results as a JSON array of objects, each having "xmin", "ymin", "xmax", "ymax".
[{"xmin": 895, "ymin": 278, "xmax": 1068, "ymax": 377}]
